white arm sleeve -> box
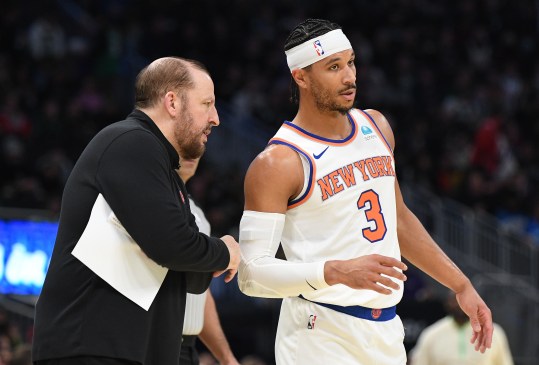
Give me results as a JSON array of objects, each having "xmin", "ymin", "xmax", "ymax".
[{"xmin": 238, "ymin": 210, "xmax": 329, "ymax": 298}]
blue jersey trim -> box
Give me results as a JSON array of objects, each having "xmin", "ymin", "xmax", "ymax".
[{"xmin": 283, "ymin": 112, "xmax": 356, "ymax": 144}]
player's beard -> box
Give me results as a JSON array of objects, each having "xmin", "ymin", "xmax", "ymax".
[
  {"xmin": 311, "ymin": 78, "xmax": 355, "ymax": 115},
  {"xmin": 175, "ymin": 104, "xmax": 207, "ymax": 160}
]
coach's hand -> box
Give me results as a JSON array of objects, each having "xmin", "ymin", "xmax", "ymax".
[
  {"xmin": 213, "ymin": 235, "xmax": 241, "ymax": 283},
  {"xmin": 324, "ymin": 254, "xmax": 407, "ymax": 294}
]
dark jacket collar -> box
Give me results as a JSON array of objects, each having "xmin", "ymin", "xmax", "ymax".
[{"xmin": 127, "ymin": 109, "xmax": 180, "ymax": 170}]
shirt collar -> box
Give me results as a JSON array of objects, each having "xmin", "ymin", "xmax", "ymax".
[{"xmin": 127, "ymin": 109, "xmax": 180, "ymax": 170}]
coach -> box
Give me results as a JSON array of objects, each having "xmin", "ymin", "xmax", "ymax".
[{"xmin": 32, "ymin": 57, "xmax": 240, "ymax": 365}]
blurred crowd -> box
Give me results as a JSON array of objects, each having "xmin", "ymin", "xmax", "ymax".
[
  {"xmin": 2, "ymin": 0, "xmax": 539, "ymax": 245},
  {"xmin": 0, "ymin": 0, "xmax": 538, "ymax": 362},
  {"xmin": 0, "ymin": 307, "xmax": 32, "ymax": 365}
]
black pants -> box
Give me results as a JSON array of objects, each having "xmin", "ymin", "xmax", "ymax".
[
  {"xmin": 178, "ymin": 335, "xmax": 199, "ymax": 365},
  {"xmin": 35, "ymin": 357, "xmax": 141, "ymax": 365}
]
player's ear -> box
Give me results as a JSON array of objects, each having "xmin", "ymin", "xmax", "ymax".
[{"xmin": 291, "ymin": 69, "xmax": 308, "ymax": 90}]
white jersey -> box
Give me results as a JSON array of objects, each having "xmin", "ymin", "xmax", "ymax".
[
  {"xmin": 271, "ymin": 108, "xmax": 402, "ymax": 308},
  {"xmin": 182, "ymin": 198, "xmax": 210, "ymax": 335}
]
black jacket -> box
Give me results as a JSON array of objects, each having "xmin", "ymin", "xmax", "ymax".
[{"xmin": 32, "ymin": 109, "xmax": 230, "ymax": 365}]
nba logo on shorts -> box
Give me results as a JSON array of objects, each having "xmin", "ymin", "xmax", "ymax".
[
  {"xmin": 307, "ymin": 314, "xmax": 317, "ymax": 329},
  {"xmin": 313, "ymin": 40, "xmax": 324, "ymax": 56},
  {"xmin": 371, "ymin": 309, "xmax": 382, "ymax": 320}
]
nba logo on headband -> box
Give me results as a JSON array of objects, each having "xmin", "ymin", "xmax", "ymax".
[
  {"xmin": 285, "ymin": 29, "xmax": 352, "ymax": 71},
  {"xmin": 313, "ymin": 40, "xmax": 324, "ymax": 56}
]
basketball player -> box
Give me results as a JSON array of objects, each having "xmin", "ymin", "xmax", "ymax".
[
  {"xmin": 238, "ymin": 18, "xmax": 493, "ymax": 365},
  {"xmin": 179, "ymin": 157, "xmax": 240, "ymax": 365}
]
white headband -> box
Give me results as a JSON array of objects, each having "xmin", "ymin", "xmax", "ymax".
[{"xmin": 285, "ymin": 29, "xmax": 352, "ymax": 72}]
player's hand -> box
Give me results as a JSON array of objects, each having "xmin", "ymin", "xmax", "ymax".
[
  {"xmin": 324, "ymin": 254, "xmax": 407, "ymax": 294},
  {"xmin": 455, "ymin": 282, "xmax": 493, "ymax": 353},
  {"xmin": 213, "ymin": 235, "xmax": 240, "ymax": 283}
]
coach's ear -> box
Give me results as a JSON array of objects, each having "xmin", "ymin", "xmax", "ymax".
[
  {"xmin": 291, "ymin": 68, "xmax": 308, "ymax": 90},
  {"xmin": 163, "ymin": 90, "xmax": 182, "ymax": 117}
]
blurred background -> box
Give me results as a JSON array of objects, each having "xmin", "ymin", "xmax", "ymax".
[{"xmin": 0, "ymin": 0, "xmax": 538, "ymax": 364}]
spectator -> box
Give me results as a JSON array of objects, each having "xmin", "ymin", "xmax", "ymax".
[
  {"xmin": 11, "ymin": 343, "xmax": 32, "ymax": 365},
  {"xmin": 410, "ymin": 292, "xmax": 514, "ymax": 365}
]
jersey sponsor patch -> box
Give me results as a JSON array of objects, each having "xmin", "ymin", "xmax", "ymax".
[
  {"xmin": 361, "ymin": 125, "xmax": 373, "ymax": 135},
  {"xmin": 361, "ymin": 125, "xmax": 378, "ymax": 141}
]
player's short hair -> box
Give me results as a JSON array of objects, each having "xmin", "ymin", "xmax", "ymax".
[
  {"xmin": 134, "ymin": 57, "xmax": 209, "ymax": 109},
  {"xmin": 284, "ymin": 19, "xmax": 343, "ymax": 104}
]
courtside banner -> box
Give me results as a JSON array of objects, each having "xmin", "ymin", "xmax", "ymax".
[{"xmin": 0, "ymin": 219, "xmax": 57, "ymax": 295}]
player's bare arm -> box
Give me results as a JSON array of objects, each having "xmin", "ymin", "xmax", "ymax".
[
  {"xmin": 367, "ymin": 108, "xmax": 494, "ymax": 352},
  {"xmin": 395, "ymin": 177, "xmax": 493, "ymax": 352},
  {"xmin": 199, "ymin": 291, "xmax": 240, "ymax": 365},
  {"xmin": 244, "ymin": 143, "xmax": 304, "ymax": 213}
]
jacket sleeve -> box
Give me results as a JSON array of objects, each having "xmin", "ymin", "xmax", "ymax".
[
  {"xmin": 95, "ymin": 129, "xmax": 230, "ymax": 273},
  {"xmin": 185, "ymin": 270, "xmax": 212, "ymax": 295}
]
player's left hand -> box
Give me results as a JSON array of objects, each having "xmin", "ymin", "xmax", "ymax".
[{"xmin": 455, "ymin": 282, "xmax": 493, "ymax": 353}]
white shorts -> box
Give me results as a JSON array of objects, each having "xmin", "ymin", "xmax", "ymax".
[{"xmin": 275, "ymin": 296, "xmax": 406, "ymax": 365}]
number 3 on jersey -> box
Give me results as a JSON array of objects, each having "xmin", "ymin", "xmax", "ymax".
[{"xmin": 357, "ymin": 189, "xmax": 387, "ymax": 242}]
